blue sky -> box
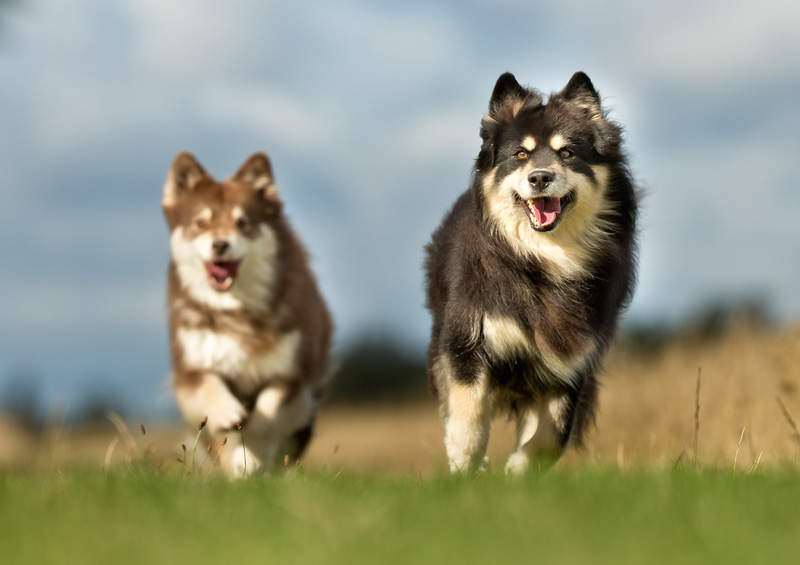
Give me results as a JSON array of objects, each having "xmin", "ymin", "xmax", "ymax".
[{"xmin": 2, "ymin": 1, "xmax": 799, "ymax": 415}]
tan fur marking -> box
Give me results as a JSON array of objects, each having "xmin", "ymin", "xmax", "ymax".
[
  {"xmin": 533, "ymin": 335, "xmax": 596, "ymax": 385},
  {"xmin": 434, "ymin": 356, "xmax": 490, "ymax": 472},
  {"xmin": 521, "ymin": 136, "xmax": 536, "ymax": 152},
  {"xmin": 483, "ymin": 314, "xmax": 593, "ymax": 385},
  {"xmin": 194, "ymin": 207, "xmax": 213, "ymax": 223},
  {"xmin": 483, "ymin": 315, "xmax": 530, "ymax": 357},
  {"xmin": 549, "ymin": 134, "xmax": 566, "ymax": 151}
]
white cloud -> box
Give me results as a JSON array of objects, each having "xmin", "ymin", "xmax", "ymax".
[
  {"xmin": 393, "ymin": 105, "xmax": 477, "ymax": 164},
  {"xmin": 633, "ymin": 2, "xmax": 800, "ymax": 83},
  {"xmin": 198, "ymin": 84, "xmax": 338, "ymax": 151},
  {"xmin": 125, "ymin": 0, "xmax": 279, "ymax": 78}
]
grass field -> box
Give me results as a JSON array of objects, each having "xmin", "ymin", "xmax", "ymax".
[{"xmin": 2, "ymin": 467, "xmax": 799, "ymax": 564}]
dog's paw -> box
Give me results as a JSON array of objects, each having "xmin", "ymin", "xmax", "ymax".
[
  {"xmin": 175, "ymin": 374, "xmax": 247, "ymax": 434},
  {"xmin": 202, "ymin": 382, "xmax": 247, "ymax": 434},
  {"xmin": 504, "ymin": 452, "xmax": 530, "ymax": 475},
  {"xmin": 227, "ymin": 444, "xmax": 262, "ymax": 478},
  {"xmin": 448, "ymin": 452, "xmax": 488, "ymax": 473}
]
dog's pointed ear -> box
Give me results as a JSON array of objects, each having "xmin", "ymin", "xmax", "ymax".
[
  {"xmin": 233, "ymin": 152, "xmax": 280, "ymax": 208},
  {"xmin": 234, "ymin": 152, "xmax": 273, "ymax": 190},
  {"xmin": 478, "ymin": 73, "xmax": 533, "ymax": 170},
  {"xmin": 489, "ymin": 72, "xmax": 527, "ymax": 110},
  {"xmin": 561, "ymin": 71, "xmax": 603, "ymax": 120},
  {"xmin": 487, "ymin": 72, "xmax": 529, "ymax": 123},
  {"xmin": 162, "ymin": 151, "xmax": 207, "ymax": 209},
  {"xmin": 562, "ymin": 71, "xmax": 620, "ymax": 154}
]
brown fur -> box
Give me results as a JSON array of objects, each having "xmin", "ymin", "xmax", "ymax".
[{"xmin": 162, "ymin": 151, "xmax": 332, "ymax": 474}]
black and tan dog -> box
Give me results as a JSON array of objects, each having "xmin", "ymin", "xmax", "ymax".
[
  {"xmin": 162, "ymin": 152, "xmax": 332, "ymax": 477},
  {"xmin": 425, "ymin": 72, "xmax": 638, "ymax": 473}
]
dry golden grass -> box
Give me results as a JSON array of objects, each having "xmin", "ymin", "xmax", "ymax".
[
  {"xmin": 583, "ymin": 322, "xmax": 800, "ymax": 469},
  {"xmin": 2, "ymin": 323, "xmax": 799, "ymax": 474}
]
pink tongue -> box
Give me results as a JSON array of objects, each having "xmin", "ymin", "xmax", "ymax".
[
  {"xmin": 207, "ymin": 262, "xmax": 239, "ymax": 279},
  {"xmin": 531, "ymin": 197, "xmax": 561, "ymax": 227}
]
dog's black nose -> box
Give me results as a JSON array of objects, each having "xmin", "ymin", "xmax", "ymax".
[
  {"xmin": 212, "ymin": 240, "xmax": 230, "ymax": 255},
  {"xmin": 528, "ymin": 170, "xmax": 555, "ymax": 191}
]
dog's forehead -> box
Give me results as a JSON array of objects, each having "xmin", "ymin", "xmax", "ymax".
[
  {"xmin": 190, "ymin": 181, "xmax": 254, "ymax": 207},
  {"xmin": 180, "ymin": 185, "xmax": 259, "ymax": 222},
  {"xmin": 503, "ymin": 102, "xmax": 588, "ymax": 145},
  {"xmin": 220, "ymin": 179, "xmax": 257, "ymax": 203}
]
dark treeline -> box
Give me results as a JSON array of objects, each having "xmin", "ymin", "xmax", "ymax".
[
  {"xmin": 0, "ymin": 297, "xmax": 777, "ymax": 426},
  {"xmin": 618, "ymin": 295, "xmax": 773, "ymax": 356}
]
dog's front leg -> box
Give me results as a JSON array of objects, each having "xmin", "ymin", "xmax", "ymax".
[
  {"xmin": 174, "ymin": 372, "xmax": 246, "ymax": 435},
  {"xmin": 505, "ymin": 395, "xmax": 569, "ymax": 475},
  {"xmin": 246, "ymin": 383, "xmax": 316, "ymax": 467},
  {"xmin": 218, "ymin": 385, "xmax": 316, "ymax": 478},
  {"xmin": 443, "ymin": 369, "xmax": 490, "ymax": 473}
]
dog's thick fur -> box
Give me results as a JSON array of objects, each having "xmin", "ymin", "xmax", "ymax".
[
  {"xmin": 162, "ymin": 152, "xmax": 332, "ymax": 477},
  {"xmin": 425, "ymin": 72, "xmax": 637, "ymax": 473}
]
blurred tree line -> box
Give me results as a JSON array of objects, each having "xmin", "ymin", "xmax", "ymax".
[
  {"xmin": 0, "ymin": 295, "xmax": 776, "ymax": 426},
  {"xmin": 326, "ymin": 336, "xmax": 428, "ymax": 405},
  {"xmin": 618, "ymin": 295, "xmax": 773, "ymax": 355}
]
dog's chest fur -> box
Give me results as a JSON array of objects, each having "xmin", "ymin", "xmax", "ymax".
[
  {"xmin": 170, "ymin": 294, "xmax": 301, "ymax": 397},
  {"xmin": 481, "ymin": 312, "xmax": 596, "ymax": 386},
  {"xmin": 476, "ymin": 266, "xmax": 602, "ymax": 387}
]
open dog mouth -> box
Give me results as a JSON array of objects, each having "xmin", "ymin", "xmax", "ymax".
[
  {"xmin": 205, "ymin": 261, "xmax": 240, "ymax": 292},
  {"xmin": 515, "ymin": 192, "xmax": 574, "ymax": 232}
]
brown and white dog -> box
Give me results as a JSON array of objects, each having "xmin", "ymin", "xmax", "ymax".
[{"xmin": 162, "ymin": 151, "xmax": 332, "ymax": 477}]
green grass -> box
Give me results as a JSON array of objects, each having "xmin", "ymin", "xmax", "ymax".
[{"xmin": 1, "ymin": 467, "xmax": 798, "ymax": 564}]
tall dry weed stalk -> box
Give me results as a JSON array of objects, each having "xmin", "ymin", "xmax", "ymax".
[
  {"xmin": 776, "ymin": 396, "xmax": 800, "ymax": 463},
  {"xmin": 693, "ymin": 368, "xmax": 701, "ymax": 465}
]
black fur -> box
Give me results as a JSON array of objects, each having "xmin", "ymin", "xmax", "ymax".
[
  {"xmin": 425, "ymin": 71, "xmax": 638, "ymax": 452},
  {"xmin": 282, "ymin": 424, "xmax": 314, "ymax": 464}
]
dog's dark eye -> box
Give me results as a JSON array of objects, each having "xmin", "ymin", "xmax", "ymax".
[
  {"xmin": 195, "ymin": 218, "xmax": 207, "ymax": 229},
  {"xmin": 559, "ymin": 148, "xmax": 574, "ymax": 159},
  {"xmin": 235, "ymin": 218, "xmax": 248, "ymax": 230},
  {"xmin": 515, "ymin": 150, "xmax": 528, "ymax": 160}
]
